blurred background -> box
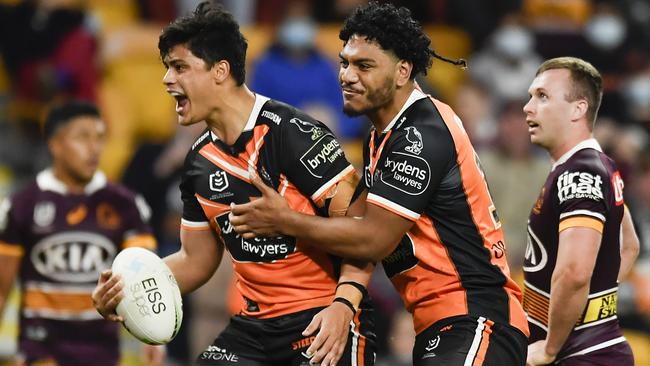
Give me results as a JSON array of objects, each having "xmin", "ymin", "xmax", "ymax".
[{"xmin": 0, "ymin": 0, "xmax": 648, "ymax": 365}]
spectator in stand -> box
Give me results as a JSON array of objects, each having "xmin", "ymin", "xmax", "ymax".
[
  {"xmin": 478, "ymin": 100, "xmax": 548, "ymax": 270},
  {"xmin": 470, "ymin": 15, "xmax": 542, "ymax": 107},
  {"xmin": 250, "ymin": 0, "xmax": 367, "ymax": 139},
  {"xmin": 0, "ymin": 0, "xmax": 98, "ymax": 181}
]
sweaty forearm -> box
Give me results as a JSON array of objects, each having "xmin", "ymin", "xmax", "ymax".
[
  {"xmin": 546, "ymin": 272, "xmax": 590, "ymax": 357},
  {"xmin": 164, "ymin": 250, "xmax": 218, "ymax": 295},
  {"xmin": 619, "ymin": 246, "xmax": 639, "ymax": 282},
  {"xmin": 618, "ymin": 206, "xmax": 640, "ymax": 282},
  {"xmin": 282, "ymin": 210, "xmax": 384, "ymax": 261}
]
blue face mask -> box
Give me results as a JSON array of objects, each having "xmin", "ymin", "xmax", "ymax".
[{"xmin": 278, "ymin": 18, "xmax": 316, "ymax": 50}]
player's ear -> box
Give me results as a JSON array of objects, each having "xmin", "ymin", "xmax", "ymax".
[
  {"xmin": 571, "ymin": 98, "xmax": 589, "ymax": 122},
  {"xmin": 396, "ymin": 60, "xmax": 412, "ymax": 87},
  {"xmin": 48, "ymin": 136, "xmax": 61, "ymax": 159},
  {"xmin": 212, "ymin": 60, "xmax": 230, "ymax": 84}
]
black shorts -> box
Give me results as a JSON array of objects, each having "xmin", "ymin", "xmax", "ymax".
[
  {"xmin": 196, "ymin": 306, "xmax": 376, "ymax": 366},
  {"xmin": 413, "ymin": 315, "xmax": 527, "ymax": 366}
]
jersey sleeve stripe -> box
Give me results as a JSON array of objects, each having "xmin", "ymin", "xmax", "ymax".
[
  {"xmin": 311, "ymin": 165, "xmax": 356, "ymax": 202},
  {"xmin": 0, "ymin": 242, "xmax": 23, "ymax": 257},
  {"xmin": 122, "ymin": 234, "xmax": 157, "ymax": 250},
  {"xmin": 559, "ymin": 216, "xmax": 604, "ymax": 233},
  {"xmin": 200, "ymin": 148, "xmax": 251, "ymax": 183},
  {"xmin": 180, "ymin": 219, "xmax": 211, "ymax": 231},
  {"xmin": 366, "ymin": 193, "xmax": 420, "ymax": 221},
  {"xmin": 559, "ymin": 210, "xmax": 606, "ymax": 222}
]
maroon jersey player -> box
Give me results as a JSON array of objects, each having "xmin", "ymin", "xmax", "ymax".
[
  {"xmin": 0, "ymin": 101, "xmax": 162, "ymax": 366},
  {"xmin": 523, "ymin": 57, "xmax": 639, "ymax": 365}
]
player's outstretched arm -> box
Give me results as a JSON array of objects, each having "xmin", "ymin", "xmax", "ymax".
[
  {"xmin": 164, "ymin": 228, "xmax": 224, "ymax": 294},
  {"xmin": 229, "ymin": 172, "xmax": 413, "ymax": 261},
  {"xmin": 528, "ymin": 226, "xmax": 601, "ymax": 365},
  {"xmin": 92, "ymin": 228, "xmax": 223, "ymax": 321},
  {"xmin": 619, "ymin": 205, "xmax": 640, "ymax": 282}
]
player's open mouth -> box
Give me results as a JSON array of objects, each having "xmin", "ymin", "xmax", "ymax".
[
  {"xmin": 169, "ymin": 91, "xmax": 189, "ymax": 114},
  {"xmin": 527, "ymin": 120, "xmax": 539, "ymax": 131}
]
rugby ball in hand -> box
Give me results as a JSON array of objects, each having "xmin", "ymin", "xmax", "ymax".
[{"xmin": 111, "ymin": 247, "xmax": 183, "ymax": 345}]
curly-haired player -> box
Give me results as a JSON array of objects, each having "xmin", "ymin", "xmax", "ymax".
[{"xmin": 231, "ymin": 2, "xmax": 529, "ymax": 365}]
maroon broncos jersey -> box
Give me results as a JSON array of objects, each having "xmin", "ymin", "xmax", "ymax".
[
  {"xmin": 0, "ymin": 170, "xmax": 156, "ymax": 366},
  {"xmin": 523, "ymin": 139, "xmax": 628, "ymax": 361}
]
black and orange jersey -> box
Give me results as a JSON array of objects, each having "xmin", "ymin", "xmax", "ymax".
[
  {"xmin": 523, "ymin": 139, "xmax": 627, "ymax": 359},
  {"xmin": 180, "ymin": 94, "xmax": 355, "ymax": 318},
  {"xmin": 0, "ymin": 170, "xmax": 155, "ymax": 363},
  {"xmin": 359, "ymin": 89, "xmax": 528, "ymax": 336}
]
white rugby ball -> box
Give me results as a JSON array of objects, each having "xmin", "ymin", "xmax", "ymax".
[{"xmin": 111, "ymin": 247, "xmax": 183, "ymax": 345}]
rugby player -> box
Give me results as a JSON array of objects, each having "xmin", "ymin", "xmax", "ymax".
[
  {"xmin": 92, "ymin": 3, "xmax": 376, "ymax": 366},
  {"xmin": 0, "ymin": 100, "xmax": 164, "ymax": 365},
  {"xmin": 522, "ymin": 57, "xmax": 639, "ymax": 365},
  {"xmin": 230, "ymin": 2, "xmax": 529, "ymax": 365}
]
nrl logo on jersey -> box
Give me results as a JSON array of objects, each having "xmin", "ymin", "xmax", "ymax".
[
  {"xmin": 34, "ymin": 201, "xmax": 56, "ymax": 227},
  {"xmin": 404, "ymin": 126, "xmax": 423, "ymax": 155},
  {"xmin": 290, "ymin": 117, "xmax": 324, "ymax": 140},
  {"xmin": 209, "ymin": 170, "xmax": 229, "ymax": 192},
  {"xmin": 556, "ymin": 170, "xmax": 604, "ymax": 204}
]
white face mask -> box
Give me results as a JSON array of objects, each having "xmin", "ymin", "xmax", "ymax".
[
  {"xmin": 585, "ymin": 14, "xmax": 627, "ymax": 51},
  {"xmin": 492, "ymin": 25, "xmax": 534, "ymax": 59},
  {"xmin": 278, "ymin": 17, "xmax": 316, "ymax": 51},
  {"xmin": 624, "ymin": 74, "xmax": 650, "ymax": 110}
]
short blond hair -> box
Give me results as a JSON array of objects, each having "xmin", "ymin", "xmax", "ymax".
[{"xmin": 537, "ymin": 57, "xmax": 603, "ymax": 127}]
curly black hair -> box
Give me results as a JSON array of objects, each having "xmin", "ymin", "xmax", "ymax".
[
  {"xmin": 339, "ymin": 2, "xmax": 432, "ymax": 79},
  {"xmin": 340, "ymin": 2, "xmax": 466, "ymax": 79},
  {"xmin": 158, "ymin": 1, "xmax": 247, "ymax": 85}
]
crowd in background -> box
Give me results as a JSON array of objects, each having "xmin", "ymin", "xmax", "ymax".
[{"xmin": 0, "ymin": 0, "xmax": 648, "ymax": 365}]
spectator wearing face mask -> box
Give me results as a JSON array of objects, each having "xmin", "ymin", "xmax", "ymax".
[
  {"xmin": 250, "ymin": 0, "xmax": 368, "ymax": 140},
  {"xmin": 469, "ymin": 15, "xmax": 542, "ymax": 107}
]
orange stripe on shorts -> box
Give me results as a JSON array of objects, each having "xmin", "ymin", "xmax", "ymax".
[{"xmin": 472, "ymin": 319, "xmax": 494, "ymax": 366}]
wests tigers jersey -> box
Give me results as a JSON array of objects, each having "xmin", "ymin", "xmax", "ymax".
[
  {"xmin": 180, "ymin": 94, "xmax": 355, "ymax": 318},
  {"xmin": 524, "ymin": 139, "xmax": 627, "ymax": 360},
  {"xmin": 359, "ymin": 89, "xmax": 528, "ymax": 335},
  {"xmin": 0, "ymin": 170, "xmax": 155, "ymax": 365}
]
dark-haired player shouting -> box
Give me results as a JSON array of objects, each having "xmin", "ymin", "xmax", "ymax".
[
  {"xmin": 231, "ymin": 2, "xmax": 529, "ymax": 365},
  {"xmin": 92, "ymin": 2, "xmax": 376, "ymax": 366}
]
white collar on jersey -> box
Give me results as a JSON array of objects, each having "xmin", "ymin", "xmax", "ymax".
[
  {"xmin": 36, "ymin": 169, "xmax": 107, "ymax": 195},
  {"xmin": 380, "ymin": 88, "xmax": 428, "ymax": 133},
  {"xmin": 551, "ymin": 138, "xmax": 603, "ymax": 171},
  {"xmin": 210, "ymin": 93, "xmax": 271, "ymax": 141}
]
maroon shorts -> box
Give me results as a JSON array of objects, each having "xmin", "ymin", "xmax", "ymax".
[{"xmin": 556, "ymin": 340, "xmax": 634, "ymax": 366}]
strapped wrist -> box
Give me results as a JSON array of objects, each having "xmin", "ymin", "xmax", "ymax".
[
  {"xmin": 336, "ymin": 281, "xmax": 368, "ymax": 298},
  {"xmin": 333, "ymin": 297, "xmax": 356, "ymax": 315}
]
